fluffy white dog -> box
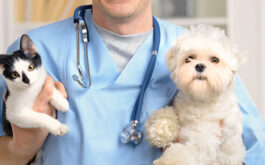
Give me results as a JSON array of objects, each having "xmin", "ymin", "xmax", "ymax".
[{"xmin": 145, "ymin": 25, "xmax": 245, "ymax": 165}]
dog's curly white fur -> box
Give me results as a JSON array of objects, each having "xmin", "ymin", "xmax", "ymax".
[{"xmin": 145, "ymin": 25, "xmax": 245, "ymax": 165}]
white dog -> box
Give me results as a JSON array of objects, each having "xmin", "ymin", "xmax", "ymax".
[{"xmin": 145, "ymin": 25, "xmax": 245, "ymax": 165}]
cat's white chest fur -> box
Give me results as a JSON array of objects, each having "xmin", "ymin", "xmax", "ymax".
[{"xmin": 6, "ymin": 67, "xmax": 46, "ymax": 112}]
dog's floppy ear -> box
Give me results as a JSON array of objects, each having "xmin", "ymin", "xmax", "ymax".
[
  {"xmin": 231, "ymin": 47, "xmax": 246, "ymax": 73},
  {"xmin": 20, "ymin": 34, "xmax": 37, "ymax": 56},
  {"xmin": 166, "ymin": 45, "xmax": 178, "ymax": 71}
]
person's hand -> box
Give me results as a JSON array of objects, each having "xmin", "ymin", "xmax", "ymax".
[{"xmin": 7, "ymin": 76, "xmax": 67, "ymax": 163}]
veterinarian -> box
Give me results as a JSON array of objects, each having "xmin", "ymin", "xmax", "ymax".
[{"xmin": 0, "ymin": 0, "xmax": 265, "ymax": 164}]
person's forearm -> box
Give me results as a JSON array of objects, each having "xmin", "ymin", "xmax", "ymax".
[{"xmin": 0, "ymin": 136, "xmax": 34, "ymax": 165}]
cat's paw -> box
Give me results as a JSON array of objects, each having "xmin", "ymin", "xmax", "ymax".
[
  {"xmin": 50, "ymin": 124, "xmax": 69, "ymax": 136},
  {"xmin": 50, "ymin": 87, "xmax": 69, "ymax": 112},
  {"xmin": 50, "ymin": 95, "xmax": 69, "ymax": 112},
  {"xmin": 56, "ymin": 98, "xmax": 69, "ymax": 112}
]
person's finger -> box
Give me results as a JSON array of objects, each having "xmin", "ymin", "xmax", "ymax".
[
  {"xmin": 11, "ymin": 124, "xmax": 44, "ymax": 135},
  {"xmin": 38, "ymin": 76, "xmax": 54, "ymax": 103},
  {"xmin": 219, "ymin": 120, "xmax": 224, "ymax": 137},
  {"xmin": 54, "ymin": 81, "xmax": 67, "ymax": 98},
  {"xmin": 219, "ymin": 120, "xmax": 224, "ymax": 127},
  {"xmin": 3, "ymin": 90, "xmax": 7, "ymax": 101},
  {"xmin": 161, "ymin": 138, "xmax": 180, "ymax": 152}
]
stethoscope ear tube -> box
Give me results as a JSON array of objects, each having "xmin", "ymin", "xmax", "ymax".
[
  {"xmin": 73, "ymin": 5, "xmax": 92, "ymax": 23},
  {"xmin": 72, "ymin": 5, "xmax": 92, "ymax": 88}
]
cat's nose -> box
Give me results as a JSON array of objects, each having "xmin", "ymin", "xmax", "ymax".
[{"xmin": 22, "ymin": 73, "xmax": 30, "ymax": 84}]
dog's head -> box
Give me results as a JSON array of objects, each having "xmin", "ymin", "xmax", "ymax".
[{"xmin": 167, "ymin": 25, "xmax": 244, "ymax": 101}]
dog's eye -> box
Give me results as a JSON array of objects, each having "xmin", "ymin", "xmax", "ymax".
[
  {"xmin": 185, "ymin": 58, "xmax": 191, "ymax": 63},
  {"xmin": 11, "ymin": 72, "xmax": 20, "ymax": 79},
  {"xmin": 211, "ymin": 57, "xmax": 219, "ymax": 63},
  {"xmin": 185, "ymin": 54, "xmax": 196, "ymax": 63},
  {"xmin": 188, "ymin": 55, "xmax": 195, "ymax": 59}
]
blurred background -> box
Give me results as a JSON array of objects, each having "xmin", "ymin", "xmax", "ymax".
[{"xmin": 0, "ymin": 0, "xmax": 264, "ymax": 120}]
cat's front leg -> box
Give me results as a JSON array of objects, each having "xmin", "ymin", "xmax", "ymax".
[
  {"xmin": 50, "ymin": 87, "xmax": 69, "ymax": 112},
  {"xmin": 8, "ymin": 109, "xmax": 69, "ymax": 136}
]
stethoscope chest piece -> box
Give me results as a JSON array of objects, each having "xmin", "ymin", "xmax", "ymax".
[{"xmin": 120, "ymin": 120, "xmax": 142, "ymax": 145}]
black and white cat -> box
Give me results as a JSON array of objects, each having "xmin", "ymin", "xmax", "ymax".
[{"xmin": 0, "ymin": 34, "xmax": 69, "ymax": 136}]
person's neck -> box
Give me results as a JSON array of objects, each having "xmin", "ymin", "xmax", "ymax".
[{"xmin": 92, "ymin": 6, "xmax": 153, "ymax": 35}]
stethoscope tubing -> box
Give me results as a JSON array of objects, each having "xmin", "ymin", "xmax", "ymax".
[{"xmin": 130, "ymin": 17, "xmax": 160, "ymax": 123}]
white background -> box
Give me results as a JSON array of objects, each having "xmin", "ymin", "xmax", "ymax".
[{"xmin": 228, "ymin": 0, "xmax": 265, "ymax": 119}]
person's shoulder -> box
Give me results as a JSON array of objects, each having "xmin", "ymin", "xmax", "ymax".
[
  {"xmin": 156, "ymin": 17, "xmax": 186, "ymax": 38},
  {"xmin": 27, "ymin": 17, "xmax": 74, "ymax": 39},
  {"xmin": 7, "ymin": 17, "xmax": 74, "ymax": 54}
]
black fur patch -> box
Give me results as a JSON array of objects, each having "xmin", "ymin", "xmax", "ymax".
[
  {"xmin": 22, "ymin": 72, "xmax": 30, "ymax": 84},
  {"xmin": 1, "ymin": 50, "xmax": 42, "ymax": 81},
  {"xmin": 2, "ymin": 88, "xmax": 12, "ymax": 136}
]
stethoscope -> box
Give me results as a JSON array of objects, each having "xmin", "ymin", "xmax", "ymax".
[
  {"xmin": 72, "ymin": 5, "xmax": 160, "ymax": 145},
  {"xmin": 72, "ymin": 5, "xmax": 92, "ymax": 88}
]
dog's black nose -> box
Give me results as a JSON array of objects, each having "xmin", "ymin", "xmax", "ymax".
[{"xmin": 195, "ymin": 63, "xmax": 206, "ymax": 72}]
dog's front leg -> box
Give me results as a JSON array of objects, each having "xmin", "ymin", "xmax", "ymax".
[
  {"xmin": 217, "ymin": 109, "xmax": 245, "ymax": 165},
  {"xmin": 145, "ymin": 106, "xmax": 180, "ymax": 148}
]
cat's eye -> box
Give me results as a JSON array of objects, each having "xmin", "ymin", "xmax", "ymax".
[
  {"xmin": 11, "ymin": 72, "xmax": 20, "ymax": 78},
  {"xmin": 211, "ymin": 56, "xmax": 219, "ymax": 63},
  {"xmin": 28, "ymin": 64, "xmax": 35, "ymax": 71}
]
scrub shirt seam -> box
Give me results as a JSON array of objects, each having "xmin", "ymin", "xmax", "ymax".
[{"xmin": 63, "ymin": 26, "xmax": 72, "ymax": 90}]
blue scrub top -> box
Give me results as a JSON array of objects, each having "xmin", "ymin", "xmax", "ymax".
[{"xmin": 1, "ymin": 9, "xmax": 265, "ymax": 165}]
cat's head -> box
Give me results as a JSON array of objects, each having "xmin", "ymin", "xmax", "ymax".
[{"xmin": 0, "ymin": 34, "xmax": 42, "ymax": 88}]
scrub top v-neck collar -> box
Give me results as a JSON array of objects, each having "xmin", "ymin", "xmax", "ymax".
[{"xmin": 84, "ymin": 10, "xmax": 154, "ymax": 89}]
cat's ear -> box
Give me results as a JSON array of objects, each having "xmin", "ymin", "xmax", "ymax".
[
  {"xmin": 0, "ymin": 54, "xmax": 8, "ymax": 68},
  {"xmin": 20, "ymin": 34, "xmax": 37, "ymax": 56}
]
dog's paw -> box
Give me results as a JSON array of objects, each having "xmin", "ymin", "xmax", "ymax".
[
  {"xmin": 145, "ymin": 107, "xmax": 179, "ymax": 148},
  {"xmin": 49, "ymin": 123, "xmax": 69, "ymax": 136}
]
